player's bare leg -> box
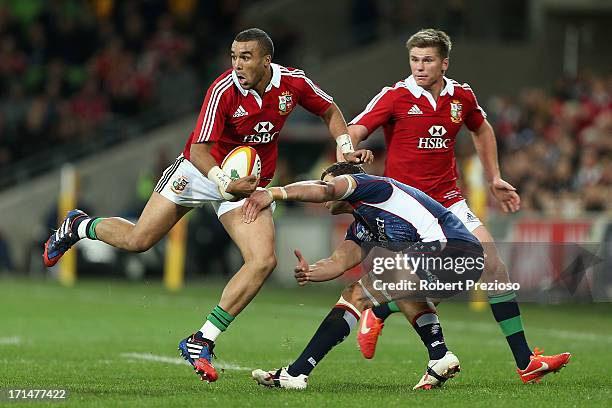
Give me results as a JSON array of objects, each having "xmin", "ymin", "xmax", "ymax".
[
  {"xmin": 217, "ymin": 206, "xmax": 277, "ymax": 315},
  {"xmin": 471, "ymin": 225, "xmax": 510, "ymax": 289},
  {"xmin": 472, "ymin": 225, "xmax": 571, "ymax": 381},
  {"xmin": 43, "ymin": 192, "xmax": 191, "ymax": 266},
  {"xmin": 96, "ymin": 193, "xmax": 191, "ymax": 251},
  {"xmin": 181, "ymin": 205, "xmax": 277, "ymax": 383}
]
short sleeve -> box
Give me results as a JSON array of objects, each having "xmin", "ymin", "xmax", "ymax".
[
  {"xmin": 343, "ymin": 174, "xmax": 393, "ymax": 204},
  {"xmin": 295, "ymin": 72, "xmax": 333, "ymax": 116},
  {"xmin": 463, "ymin": 83, "xmax": 487, "ymax": 132},
  {"xmin": 193, "ymin": 73, "xmax": 233, "ymax": 143},
  {"xmin": 349, "ymin": 87, "xmax": 395, "ymax": 133}
]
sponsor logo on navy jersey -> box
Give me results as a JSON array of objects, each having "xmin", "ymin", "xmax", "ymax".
[
  {"xmin": 375, "ymin": 217, "xmax": 389, "ymax": 247},
  {"xmin": 355, "ymin": 223, "xmax": 375, "ymax": 242}
]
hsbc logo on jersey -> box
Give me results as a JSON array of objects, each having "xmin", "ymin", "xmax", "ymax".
[
  {"xmin": 428, "ymin": 125, "xmax": 447, "ymax": 137},
  {"xmin": 243, "ymin": 121, "xmax": 279, "ymax": 144},
  {"xmin": 418, "ymin": 125, "xmax": 450, "ymax": 149},
  {"xmin": 254, "ymin": 121, "xmax": 274, "ymax": 133}
]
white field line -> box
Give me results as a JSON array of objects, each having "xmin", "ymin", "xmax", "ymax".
[
  {"xmin": 444, "ymin": 320, "xmax": 612, "ymax": 343},
  {"xmin": 120, "ymin": 352, "xmax": 252, "ymax": 371},
  {"xmin": 382, "ymin": 319, "xmax": 612, "ymax": 344},
  {"xmin": 0, "ymin": 336, "xmax": 21, "ymax": 345},
  {"xmin": 275, "ymin": 303, "xmax": 612, "ymax": 343}
]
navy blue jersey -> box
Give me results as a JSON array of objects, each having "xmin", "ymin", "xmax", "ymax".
[{"xmin": 344, "ymin": 174, "xmax": 478, "ymax": 248}]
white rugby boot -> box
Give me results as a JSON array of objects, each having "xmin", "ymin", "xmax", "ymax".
[
  {"xmin": 252, "ymin": 367, "xmax": 308, "ymax": 390},
  {"xmin": 413, "ymin": 351, "xmax": 461, "ymax": 390}
]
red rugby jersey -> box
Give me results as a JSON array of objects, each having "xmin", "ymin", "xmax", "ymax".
[
  {"xmin": 182, "ymin": 63, "xmax": 333, "ymax": 185},
  {"xmin": 350, "ymin": 75, "xmax": 487, "ymax": 207}
]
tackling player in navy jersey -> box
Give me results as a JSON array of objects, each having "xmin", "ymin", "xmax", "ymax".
[{"xmin": 243, "ymin": 162, "xmax": 484, "ymax": 389}]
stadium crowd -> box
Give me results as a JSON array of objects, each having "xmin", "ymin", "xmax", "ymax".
[
  {"xmin": 488, "ymin": 73, "xmax": 611, "ymax": 216},
  {"xmin": 0, "ymin": 0, "xmax": 251, "ymax": 173}
]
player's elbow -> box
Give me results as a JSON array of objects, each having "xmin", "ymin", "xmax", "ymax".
[
  {"xmin": 190, "ymin": 142, "xmax": 213, "ymax": 159},
  {"xmin": 474, "ymin": 120, "xmax": 494, "ymax": 138},
  {"xmin": 348, "ymin": 124, "xmax": 367, "ymax": 143},
  {"xmin": 322, "ymin": 103, "xmax": 340, "ymax": 122}
]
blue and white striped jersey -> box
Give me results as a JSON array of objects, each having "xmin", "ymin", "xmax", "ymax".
[{"xmin": 344, "ymin": 174, "xmax": 478, "ymax": 248}]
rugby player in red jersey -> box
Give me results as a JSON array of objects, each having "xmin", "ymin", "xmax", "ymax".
[
  {"xmin": 347, "ymin": 29, "xmax": 569, "ymax": 383},
  {"xmin": 43, "ymin": 28, "xmax": 372, "ymax": 383}
]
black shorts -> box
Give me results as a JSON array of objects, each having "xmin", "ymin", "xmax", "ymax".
[
  {"xmin": 357, "ymin": 239, "xmax": 484, "ymax": 304},
  {"xmin": 409, "ymin": 239, "xmax": 484, "ymax": 298}
]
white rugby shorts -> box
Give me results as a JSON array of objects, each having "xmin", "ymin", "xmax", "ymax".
[
  {"xmin": 155, "ymin": 155, "xmax": 274, "ymax": 218},
  {"xmin": 447, "ymin": 199, "xmax": 483, "ymax": 232}
]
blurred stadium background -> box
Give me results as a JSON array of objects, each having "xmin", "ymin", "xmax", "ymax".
[
  {"xmin": 0, "ymin": 0, "xmax": 610, "ymax": 296},
  {"xmin": 0, "ymin": 1, "xmax": 611, "ymax": 406}
]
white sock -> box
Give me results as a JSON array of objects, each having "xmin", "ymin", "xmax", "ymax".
[
  {"xmin": 77, "ymin": 219, "xmax": 91, "ymax": 239},
  {"xmin": 199, "ymin": 320, "xmax": 222, "ymax": 342}
]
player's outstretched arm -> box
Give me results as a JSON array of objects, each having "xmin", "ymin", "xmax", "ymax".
[
  {"xmin": 470, "ymin": 119, "xmax": 520, "ymax": 213},
  {"xmin": 323, "ymin": 104, "xmax": 373, "ymax": 164},
  {"xmin": 294, "ymin": 240, "xmax": 362, "ymax": 285},
  {"xmin": 242, "ymin": 176, "xmax": 355, "ymax": 223}
]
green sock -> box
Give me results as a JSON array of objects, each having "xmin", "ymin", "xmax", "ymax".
[
  {"xmin": 489, "ymin": 291, "xmax": 532, "ymax": 369},
  {"xmin": 87, "ymin": 218, "xmax": 104, "ymax": 240},
  {"xmin": 207, "ymin": 305, "xmax": 235, "ymax": 332}
]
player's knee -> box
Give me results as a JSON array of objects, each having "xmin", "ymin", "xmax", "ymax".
[
  {"xmin": 125, "ymin": 235, "xmax": 155, "ymax": 253},
  {"xmin": 341, "ymin": 286, "xmax": 355, "ymax": 303},
  {"xmin": 484, "ymin": 255, "xmax": 509, "ymax": 283},
  {"xmin": 343, "ymin": 284, "xmax": 364, "ymax": 310},
  {"xmin": 246, "ymin": 254, "xmax": 277, "ymax": 279}
]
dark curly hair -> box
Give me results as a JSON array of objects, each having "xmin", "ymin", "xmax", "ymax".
[{"xmin": 320, "ymin": 162, "xmax": 365, "ymax": 180}]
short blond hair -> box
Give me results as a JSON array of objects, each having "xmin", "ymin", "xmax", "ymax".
[{"xmin": 406, "ymin": 29, "xmax": 452, "ymax": 59}]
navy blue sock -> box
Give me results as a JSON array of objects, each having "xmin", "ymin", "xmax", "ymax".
[
  {"xmin": 412, "ymin": 311, "xmax": 448, "ymax": 360},
  {"xmin": 287, "ymin": 307, "xmax": 358, "ymax": 376},
  {"xmin": 371, "ymin": 301, "xmax": 400, "ymax": 320}
]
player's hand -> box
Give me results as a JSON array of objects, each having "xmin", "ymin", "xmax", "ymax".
[
  {"xmin": 490, "ymin": 177, "xmax": 521, "ymax": 213},
  {"xmin": 242, "ymin": 189, "xmax": 273, "ymax": 223},
  {"xmin": 343, "ymin": 149, "xmax": 374, "ymax": 164},
  {"xmin": 294, "ymin": 249, "xmax": 311, "ymax": 286},
  {"xmin": 226, "ymin": 175, "xmax": 258, "ymax": 200}
]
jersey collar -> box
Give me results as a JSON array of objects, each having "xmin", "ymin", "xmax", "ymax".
[
  {"xmin": 232, "ymin": 63, "xmax": 282, "ymax": 96},
  {"xmin": 404, "ymin": 75, "xmax": 455, "ymax": 98}
]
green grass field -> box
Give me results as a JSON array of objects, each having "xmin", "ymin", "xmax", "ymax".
[{"xmin": 1, "ymin": 277, "xmax": 611, "ymax": 407}]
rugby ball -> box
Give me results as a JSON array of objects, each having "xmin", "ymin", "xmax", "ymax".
[{"xmin": 221, "ymin": 146, "xmax": 261, "ymax": 180}]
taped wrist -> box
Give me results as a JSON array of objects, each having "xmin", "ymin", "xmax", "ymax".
[
  {"xmin": 336, "ymin": 133, "xmax": 354, "ymax": 154},
  {"xmin": 267, "ymin": 186, "xmax": 288, "ymax": 201},
  {"xmin": 208, "ymin": 166, "xmax": 235, "ymax": 200}
]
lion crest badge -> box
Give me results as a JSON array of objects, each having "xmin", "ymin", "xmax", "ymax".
[
  {"xmin": 450, "ymin": 100, "xmax": 463, "ymax": 124},
  {"xmin": 278, "ymin": 91, "xmax": 294, "ymax": 115}
]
